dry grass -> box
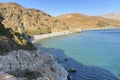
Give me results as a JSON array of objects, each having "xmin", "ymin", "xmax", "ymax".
[{"xmin": 57, "ymin": 13, "xmax": 120, "ymax": 29}]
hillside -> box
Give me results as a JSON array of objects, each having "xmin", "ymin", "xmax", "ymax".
[
  {"xmin": 100, "ymin": 13, "xmax": 120, "ymax": 20},
  {"xmin": 1, "ymin": 3, "xmax": 120, "ymax": 34},
  {"xmin": 57, "ymin": 13, "xmax": 120, "ymax": 30},
  {"xmin": 0, "ymin": 2, "xmax": 69, "ymax": 36},
  {"xmin": 0, "ymin": 16, "xmax": 36, "ymax": 55}
]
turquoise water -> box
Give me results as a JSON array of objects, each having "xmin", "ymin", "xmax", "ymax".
[{"xmin": 35, "ymin": 28, "xmax": 120, "ymax": 80}]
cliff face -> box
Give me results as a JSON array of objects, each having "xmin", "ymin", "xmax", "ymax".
[
  {"xmin": 0, "ymin": 3, "xmax": 69, "ymax": 36},
  {"xmin": 57, "ymin": 13, "xmax": 120, "ymax": 29}
]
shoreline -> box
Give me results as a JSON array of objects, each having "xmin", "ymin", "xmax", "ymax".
[
  {"xmin": 31, "ymin": 27, "xmax": 120, "ymax": 43},
  {"xmin": 31, "ymin": 30, "xmax": 81, "ymax": 43},
  {"xmin": 33, "ymin": 27, "xmax": 120, "ymax": 80},
  {"xmin": 83, "ymin": 27, "xmax": 120, "ymax": 31}
]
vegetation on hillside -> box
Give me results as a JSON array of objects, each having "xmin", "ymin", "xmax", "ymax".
[
  {"xmin": 0, "ymin": 17, "xmax": 36, "ymax": 55},
  {"xmin": 23, "ymin": 26, "xmax": 51, "ymax": 36}
]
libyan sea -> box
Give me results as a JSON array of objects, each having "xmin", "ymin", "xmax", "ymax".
[{"xmin": 35, "ymin": 28, "xmax": 120, "ymax": 80}]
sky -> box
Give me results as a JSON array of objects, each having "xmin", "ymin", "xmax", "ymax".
[{"xmin": 0, "ymin": 0, "xmax": 120, "ymax": 16}]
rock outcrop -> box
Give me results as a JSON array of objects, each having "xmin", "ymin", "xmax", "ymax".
[{"xmin": 0, "ymin": 50, "xmax": 68, "ymax": 80}]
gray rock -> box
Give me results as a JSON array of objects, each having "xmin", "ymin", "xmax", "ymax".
[{"xmin": 0, "ymin": 50, "xmax": 68, "ymax": 80}]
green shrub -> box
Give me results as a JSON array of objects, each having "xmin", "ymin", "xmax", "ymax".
[
  {"xmin": 23, "ymin": 27, "xmax": 51, "ymax": 36},
  {"xmin": 38, "ymin": 27, "xmax": 51, "ymax": 34},
  {"xmin": 96, "ymin": 21, "xmax": 109, "ymax": 27}
]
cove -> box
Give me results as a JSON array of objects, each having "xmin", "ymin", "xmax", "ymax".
[{"xmin": 35, "ymin": 28, "xmax": 120, "ymax": 80}]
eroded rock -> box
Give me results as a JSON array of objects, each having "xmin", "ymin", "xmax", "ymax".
[{"xmin": 0, "ymin": 50, "xmax": 68, "ymax": 80}]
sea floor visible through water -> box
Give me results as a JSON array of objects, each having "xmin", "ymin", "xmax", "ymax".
[{"xmin": 35, "ymin": 28, "xmax": 120, "ymax": 80}]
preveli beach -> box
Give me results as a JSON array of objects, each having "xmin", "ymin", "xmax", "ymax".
[{"xmin": 0, "ymin": 1, "xmax": 120, "ymax": 80}]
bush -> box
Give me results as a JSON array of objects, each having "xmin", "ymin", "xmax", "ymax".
[
  {"xmin": 23, "ymin": 27, "xmax": 51, "ymax": 36},
  {"xmin": 96, "ymin": 21, "xmax": 109, "ymax": 27},
  {"xmin": 38, "ymin": 27, "xmax": 51, "ymax": 34},
  {"xmin": 0, "ymin": 40, "xmax": 11, "ymax": 55}
]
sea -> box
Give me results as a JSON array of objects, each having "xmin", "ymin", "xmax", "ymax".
[{"xmin": 35, "ymin": 28, "xmax": 120, "ymax": 80}]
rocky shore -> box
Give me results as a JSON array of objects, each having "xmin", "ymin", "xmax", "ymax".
[{"xmin": 0, "ymin": 50, "xmax": 68, "ymax": 80}]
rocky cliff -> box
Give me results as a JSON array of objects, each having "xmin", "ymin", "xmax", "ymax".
[{"xmin": 0, "ymin": 16, "xmax": 68, "ymax": 80}]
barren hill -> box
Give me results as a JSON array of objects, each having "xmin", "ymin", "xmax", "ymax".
[
  {"xmin": 57, "ymin": 13, "xmax": 120, "ymax": 30},
  {"xmin": 0, "ymin": 2, "xmax": 69, "ymax": 36},
  {"xmin": 100, "ymin": 13, "xmax": 120, "ymax": 20}
]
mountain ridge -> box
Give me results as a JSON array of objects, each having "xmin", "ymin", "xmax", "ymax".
[
  {"xmin": 57, "ymin": 13, "xmax": 120, "ymax": 29},
  {"xmin": 100, "ymin": 13, "xmax": 120, "ymax": 20}
]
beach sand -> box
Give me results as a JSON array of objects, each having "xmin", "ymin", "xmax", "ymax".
[
  {"xmin": 32, "ymin": 31, "xmax": 72, "ymax": 43},
  {"xmin": 31, "ymin": 27, "xmax": 119, "ymax": 43}
]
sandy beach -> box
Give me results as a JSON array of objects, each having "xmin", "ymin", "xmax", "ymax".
[
  {"xmin": 31, "ymin": 27, "xmax": 119, "ymax": 43},
  {"xmin": 31, "ymin": 29, "xmax": 81, "ymax": 43},
  {"xmin": 31, "ymin": 30, "xmax": 73, "ymax": 43}
]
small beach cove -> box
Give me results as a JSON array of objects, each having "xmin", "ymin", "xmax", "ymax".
[
  {"xmin": 31, "ymin": 28, "xmax": 82, "ymax": 43},
  {"xmin": 34, "ymin": 28, "xmax": 120, "ymax": 80}
]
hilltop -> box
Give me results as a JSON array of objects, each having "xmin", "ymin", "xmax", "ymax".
[
  {"xmin": 0, "ymin": 2, "xmax": 69, "ymax": 36},
  {"xmin": 57, "ymin": 13, "xmax": 120, "ymax": 30},
  {"xmin": 100, "ymin": 13, "xmax": 120, "ymax": 20}
]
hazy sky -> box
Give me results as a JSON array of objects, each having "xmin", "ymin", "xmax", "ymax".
[{"xmin": 0, "ymin": 0, "xmax": 120, "ymax": 16}]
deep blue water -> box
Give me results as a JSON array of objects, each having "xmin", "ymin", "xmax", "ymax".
[{"xmin": 35, "ymin": 28, "xmax": 120, "ymax": 80}]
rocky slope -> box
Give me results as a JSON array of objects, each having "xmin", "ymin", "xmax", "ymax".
[
  {"xmin": 0, "ymin": 50, "xmax": 68, "ymax": 80},
  {"xmin": 0, "ymin": 16, "xmax": 36, "ymax": 55},
  {"xmin": 100, "ymin": 13, "xmax": 120, "ymax": 20},
  {"xmin": 0, "ymin": 2, "xmax": 69, "ymax": 36},
  {"xmin": 57, "ymin": 13, "xmax": 120, "ymax": 30},
  {"xmin": 0, "ymin": 16, "xmax": 68, "ymax": 80}
]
